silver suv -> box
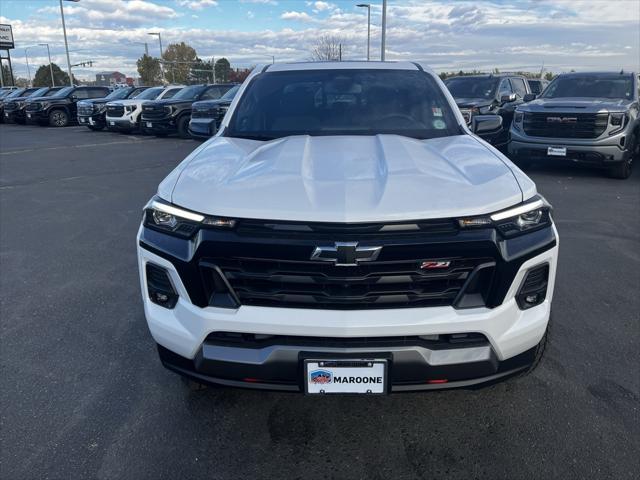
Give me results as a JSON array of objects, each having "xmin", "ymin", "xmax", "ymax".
[{"xmin": 509, "ymin": 72, "xmax": 639, "ymax": 179}]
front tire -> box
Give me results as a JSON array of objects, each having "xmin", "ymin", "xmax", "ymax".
[
  {"xmin": 177, "ymin": 115, "xmax": 190, "ymax": 139},
  {"xmin": 49, "ymin": 109, "xmax": 69, "ymax": 127}
]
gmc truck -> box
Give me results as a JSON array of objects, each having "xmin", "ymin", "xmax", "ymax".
[
  {"xmin": 138, "ymin": 62, "xmax": 558, "ymax": 394},
  {"xmin": 25, "ymin": 86, "xmax": 111, "ymax": 127},
  {"xmin": 3, "ymin": 87, "xmax": 62, "ymax": 124},
  {"xmin": 188, "ymin": 84, "xmax": 240, "ymax": 139},
  {"xmin": 510, "ymin": 71, "xmax": 639, "ymax": 179}
]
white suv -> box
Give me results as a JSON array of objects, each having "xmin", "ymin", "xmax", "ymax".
[
  {"xmin": 137, "ymin": 62, "xmax": 558, "ymax": 394},
  {"xmin": 106, "ymin": 85, "xmax": 184, "ymax": 133}
]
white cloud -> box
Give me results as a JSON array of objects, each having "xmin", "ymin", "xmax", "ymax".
[
  {"xmin": 178, "ymin": 0, "xmax": 218, "ymax": 11},
  {"xmin": 247, "ymin": 11, "xmax": 255, "ymax": 19},
  {"xmin": 281, "ymin": 11, "xmax": 314, "ymax": 22},
  {"xmin": 313, "ymin": 1, "xmax": 334, "ymax": 12}
]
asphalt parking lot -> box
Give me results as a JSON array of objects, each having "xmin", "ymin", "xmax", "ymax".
[{"xmin": 1, "ymin": 124, "xmax": 638, "ymax": 480}]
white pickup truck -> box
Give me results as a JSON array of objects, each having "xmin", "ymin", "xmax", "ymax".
[
  {"xmin": 105, "ymin": 85, "xmax": 184, "ymax": 133},
  {"xmin": 137, "ymin": 61, "xmax": 558, "ymax": 394}
]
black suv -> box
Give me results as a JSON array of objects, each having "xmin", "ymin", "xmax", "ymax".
[
  {"xmin": 25, "ymin": 86, "xmax": 111, "ymax": 127},
  {"xmin": 0, "ymin": 88, "xmax": 29, "ymax": 123},
  {"xmin": 141, "ymin": 84, "xmax": 236, "ymax": 138},
  {"xmin": 444, "ymin": 74, "xmax": 532, "ymax": 147},
  {"xmin": 77, "ymin": 86, "xmax": 149, "ymax": 131},
  {"xmin": 188, "ymin": 84, "xmax": 240, "ymax": 139},
  {"xmin": 3, "ymin": 87, "xmax": 64, "ymax": 124}
]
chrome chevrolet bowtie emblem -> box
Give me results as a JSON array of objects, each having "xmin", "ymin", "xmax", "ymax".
[{"xmin": 311, "ymin": 242, "xmax": 382, "ymax": 266}]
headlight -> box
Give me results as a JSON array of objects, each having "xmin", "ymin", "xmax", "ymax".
[
  {"xmin": 458, "ymin": 195, "xmax": 552, "ymax": 238},
  {"xmin": 40, "ymin": 102, "xmax": 50, "ymax": 109},
  {"xmin": 143, "ymin": 196, "xmax": 236, "ymax": 238},
  {"xmin": 16, "ymin": 101, "xmax": 25, "ymax": 108},
  {"xmin": 513, "ymin": 111, "xmax": 524, "ymax": 130},
  {"xmin": 125, "ymin": 105, "xmax": 136, "ymax": 113},
  {"xmin": 609, "ymin": 113, "xmax": 628, "ymax": 135},
  {"xmin": 96, "ymin": 104, "xmax": 106, "ymax": 113},
  {"xmin": 163, "ymin": 105, "xmax": 173, "ymax": 114}
]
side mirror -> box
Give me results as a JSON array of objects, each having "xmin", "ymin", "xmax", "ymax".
[
  {"xmin": 500, "ymin": 93, "xmax": 517, "ymax": 103},
  {"xmin": 472, "ymin": 114, "xmax": 503, "ymax": 135},
  {"xmin": 523, "ymin": 93, "xmax": 536, "ymax": 102}
]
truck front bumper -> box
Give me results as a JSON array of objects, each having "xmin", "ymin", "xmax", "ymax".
[
  {"xmin": 509, "ymin": 128, "xmax": 633, "ymax": 165},
  {"xmin": 137, "ymin": 225, "xmax": 558, "ymax": 392},
  {"xmin": 25, "ymin": 110, "xmax": 48, "ymax": 123},
  {"xmin": 141, "ymin": 117, "xmax": 177, "ymax": 135},
  {"xmin": 106, "ymin": 117, "xmax": 137, "ymax": 132},
  {"xmin": 78, "ymin": 113, "xmax": 106, "ymax": 128}
]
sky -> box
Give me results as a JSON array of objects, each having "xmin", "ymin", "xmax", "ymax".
[{"xmin": 0, "ymin": 0, "xmax": 638, "ymax": 81}]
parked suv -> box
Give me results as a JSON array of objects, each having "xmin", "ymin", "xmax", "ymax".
[
  {"xmin": 0, "ymin": 87, "xmax": 29, "ymax": 123},
  {"xmin": 188, "ymin": 84, "xmax": 240, "ymax": 139},
  {"xmin": 3, "ymin": 87, "xmax": 58, "ymax": 124},
  {"xmin": 510, "ymin": 71, "xmax": 639, "ymax": 179},
  {"xmin": 26, "ymin": 86, "xmax": 111, "ymax": 127},
  {"xmin": 105, "ymin": 85, "xmax": 184, "ymax": 133},
  {"xmin": 444, "ymin": 74, "xmax": 532, "ymax": 147},
  {"xmin": 138, "ymin": 62, "xmax": 558, "ymax": 394},
  {"xmin": 77, "ymin": 86, "xmax": 149, "ymax": 131},
  {"xmin": 141, "ymin": 84, "xmax": 236, "ymax": 138},
  {"xmin": 4, "ymin": 87, "xmax": 62, "ymax": 123}
]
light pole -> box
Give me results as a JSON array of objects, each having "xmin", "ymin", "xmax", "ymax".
[
  {"xmin": 381, "ymin": 0, "xmax": 387, "ymax": 61},
  {"xmin": 59, "ymin": 0, "xmax": 79, "ymax": 86},
  {"xmin": 39, "ymin": 43, "xmax": 55, "ymax": 86},
  {"xmin": 24, "ymin": 47, "xmax": 32, "ymax": 86},
  {"xmin": 356, "ymin": 4, "xmax": 371, "ymax": 61},
  {"xmin": 148, "ymin": 32, "xmax": 164, "ymax": 81}
]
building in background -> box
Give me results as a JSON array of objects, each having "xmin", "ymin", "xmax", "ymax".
[{"xmin": 95, "ymin": 71, "xmax": 126, "ymax": 86}]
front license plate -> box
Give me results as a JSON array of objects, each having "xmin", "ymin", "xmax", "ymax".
[
  {"xmin": 547, "ymin": 146, "xmax": 567, "ymax": 157},
  {"xmin": 305, "ymin": 359, "xmax": 387, "ymax": 395},
  {"xmin": 146, "ymin": 122, "xmax": 152, "ymax": 128},
  {"xmin": 79, "ymin": 118, "xmax": 86, "ymax": 123},
  {"xmin": 27, "ymin": 113, "xmax": 31, "ymax": 118},
  {"xmin": 109, "ymin": 121, "xmax": 115, "ymax": 126}
]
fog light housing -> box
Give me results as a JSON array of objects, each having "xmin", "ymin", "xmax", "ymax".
[
  {"xmin": 146, "ymin": 263, "xmax": 179, "ymax": 309},
  {"xmin": 516, "ymin": 263, "xmax": 549, "ymax": 310}
]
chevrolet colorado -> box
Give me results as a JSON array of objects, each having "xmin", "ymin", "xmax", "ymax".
[
  {"xmin": 138, "ymin": 62, "xmax": 558, "ymax": 394},
  {"xmin": 510, "ymin": 71, "xmax": 639, "ymax": 179}
]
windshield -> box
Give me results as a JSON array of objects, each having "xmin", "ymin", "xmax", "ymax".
[
  {"xmin": 26, "ymin": 88, "xmax": 49, "ymax": 98},
  {"xmin": 136, "ymin": 87, "xmax": 164, "ymax": 100},
  {"xmin": 528, "ymin": 80, "xmax": 542, "ymax": 95},
  {"xmin": 542, "ymin": 75, "xmax": 634, "ymax": 100},
  {"xmin": 44, "ymin": 88, "xmax": 63, "ymax": 97},
  {"xmin": 50, "ymin": 87, "xmax": 74, "ymax": 98},
  {"xmin": 227, "ymin": 70, "xmax": 459, "ymax": 140},
  {"xmin": 172, "ymin": 85, "xmax": 206, "ymax": 100},
  {"xmin": 221, "ymin": 85, "xmax": 240, "ymax": 101},
  {"xmin": 6, "ymin": 89, "xmax": 26, "ymax": 99},
  {"xmin": 444, "ymin": 77, "xmax": 498, "ymax": 99},
  {"xmin": 105, "ymin": 88, "xmax": 132, "ymax": 100}
]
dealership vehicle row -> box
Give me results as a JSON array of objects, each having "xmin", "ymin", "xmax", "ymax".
[{"xmin": 2, "ymin": 69, "xmax": 638, "ymax": 179}]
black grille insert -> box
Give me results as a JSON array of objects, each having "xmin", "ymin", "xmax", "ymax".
[
  {"xmin": 523, "ymin": 112, "xmax": 608, "ymax": 139},
  {"xmin": 201, "ymin": 256, "xmax": 494, "ymax": 310},
  {"xmin": 107, "ymin": 105, "xmax": 125, "ymax": 117}
]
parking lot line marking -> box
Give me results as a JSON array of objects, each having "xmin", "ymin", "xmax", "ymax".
[{"xmin": 0, "ymin": 138, "xmax": 157, "ymax": 156}]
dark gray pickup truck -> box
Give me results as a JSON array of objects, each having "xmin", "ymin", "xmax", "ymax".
[{"xmin": 509, "ymin": 71, "xmax": 639, "ymax": 179}]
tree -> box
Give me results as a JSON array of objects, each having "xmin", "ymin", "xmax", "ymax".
[
  {"xmin": 310, "ymin": 35, "xmax": 345, "ymax": 61},
  {"xmin": 162, "ymin": 42, "xmax": 198, "ymax": 84},
  {"xmin": 214, "ymin": 58, "xmax": 231, "ymax": 83},
  {"xmin": 228, "ymin": 67, "xmax": 253, "ymax": 84},
  {"xmin": 544, "ymin": 71, "xmax": 554, "ymax": 81},
  {"xmin": 1, "ymin": 64, "xmax": 14, "ymax": 86},
  {"xmin": 189, "ymin": 57, "xmax": 214, "ymax": 84},
  {"xmin": 137, "ymin": 54, "xmax": 163, "ymax": 85},
  {"xmin": 32, "ymin": 63, "xmax": 70, "ymax": 87}
]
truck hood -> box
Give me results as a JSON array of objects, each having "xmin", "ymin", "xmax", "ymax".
[
  {"xmin": 520, "ymin": 97, "xmax": 632, "ymax": 113},
  {"xmin": 454, "ymin": 98, "xmax": 493, "ymax": 108},
  {"xmin": 163, "ymin": 134, "xmax": 531, "ymax": 223},
  {"xmin": 107, "ymin": 99, "xmax": 150, "ymax": 107}
]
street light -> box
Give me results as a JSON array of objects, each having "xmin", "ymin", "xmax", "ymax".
[
  {"xmin": 356, "ymin": 4, "xmax": 371, "ymax": 61},
  {"xmin": 381, "ymin": 0, "xmax": 387, "ymax": 61},
  {"xmin": 147, "ymin": 32, "xmax": 164, "ymax": 81},
  {"xmin": 39, "ymin": 43, "xmax": 55, "ymax": 86},
  {"xmin": 60, "ymin": 0, "xmax": 79, "ymax": 86},
  {"xmin": 24, "ymin": 47, "xmax": 33, "ymax": 87}
]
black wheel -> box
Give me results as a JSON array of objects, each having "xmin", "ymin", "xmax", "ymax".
[
  {"xmin": 181, "ymin": 376, "xmax": 207, "ymax": 391},
  {"xmin": 177, "ymin": 115, "xmax": 190, "ymax": 139},
  {"xmin": 607, "ymin": 134, "xmax": 635, "ymax": 179},
  {"xmin": 49, "ymin": 109, "xmax": 69, "ymax": 127}
]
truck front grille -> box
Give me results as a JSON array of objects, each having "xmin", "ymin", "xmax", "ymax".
[
  {"xmin": 523, "ymin": 112, "xmax": 608, "ymax": 139},
  {"xmin": 77, "ymin": 104, "xmax": 94, "ymax": 116},
  {"xmin": 141, "ymin": 105, "xmax": 168, "ymax": 120},
  {"xmin": 107, "ymin": 105, "xmax": 125, "ymax": 117},
  {"xmin": 4, "ymin": 101, "xmax": 18, "ymax": 112},
  {"xmin": 201, "ymin": 255, "xmax": 494, "ymax": 310},
  {"xmin": 25, "ymin": 102, "xmax": 41, "ymax": 112}
]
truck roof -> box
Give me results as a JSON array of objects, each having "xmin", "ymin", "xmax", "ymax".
[{"xmin": 263, "ymin": 61, "xmax": 434, "ymax": 74}]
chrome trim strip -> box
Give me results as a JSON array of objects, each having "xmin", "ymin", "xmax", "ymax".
[
  {"xmin": 149, "ymin": 200, "xmax": 205, "ymax": 222},
  {"xmin": 490, "ymin": 199, "xmax": 545, "ymax": 221}
]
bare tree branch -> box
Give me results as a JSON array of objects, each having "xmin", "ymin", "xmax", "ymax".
[{"xmin": 310, "ymin": 35, "xmax": 346, "ymax": 62}]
